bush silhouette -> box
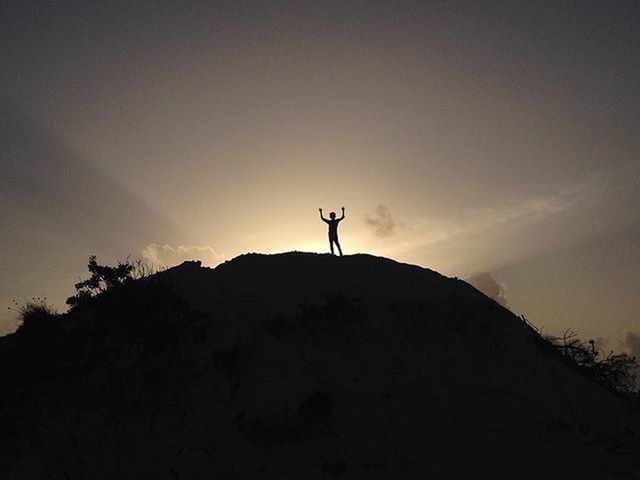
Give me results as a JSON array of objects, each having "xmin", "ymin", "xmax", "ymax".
[
  {"xmin": 65, "ymin": 256, "xmax": 204, "ymax": 359},
  {"xmin": 0, "ymin": 256, "xmax": 208, "ymax": 383},
  {"xmin": 11, "ymin": 299, "xmax": 65, "ymax": 374},
  {"xmin": 66, "ymin": 255, "xmax": 150, "ymax": 309},
  {"xmin": 15, "ymin": 298, "xmax": 57, "ymax": 335},
  {"xmin": 545, "ymin": 329, "xmax": 638, "ymax": 394}
]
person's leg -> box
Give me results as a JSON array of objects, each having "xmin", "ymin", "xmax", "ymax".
[
  {"xmin": 329, "ymin": 236, "xmax": 335, "ymax": 255},
  {"xmin": 336, "ymin": 239, "xmax": 343, "ymax": 256}
]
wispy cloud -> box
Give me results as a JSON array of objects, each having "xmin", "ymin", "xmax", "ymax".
[
  {"xmin": 382, "ymin": 174, "xmax": 608, "ymax": 256},
  {"xmin": 620, "ymin": 331, "xmax": 640, "ymax": 360},
  {"xmin": 365, "ymin": 204, "xmax": 396, "ymax": 237},
  {"xmin": 142, "ymin": 244, "xmax": 225, "ymax": 268}
]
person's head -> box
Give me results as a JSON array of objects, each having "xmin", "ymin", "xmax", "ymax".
[{"xmin": 330, "ymin": 212, "xmax": 336, "ymax": 219}]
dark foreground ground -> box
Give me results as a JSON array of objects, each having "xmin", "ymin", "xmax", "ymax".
[{"xmin": 1, "ymin": 253, "xmax": 639, "ymax": 479}]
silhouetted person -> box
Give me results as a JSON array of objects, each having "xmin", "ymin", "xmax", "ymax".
[{"xmin": 319, "ymin": 207, "xmax": 345, "ymax": 256}]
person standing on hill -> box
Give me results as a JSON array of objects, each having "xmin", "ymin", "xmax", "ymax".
[{"xmin": 319, "ymin": 207, "xmax": 345, "ymax": 256}]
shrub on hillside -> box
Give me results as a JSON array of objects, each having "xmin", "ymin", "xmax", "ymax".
[
  {"xmin": 546, "ymin": 330, "xmax": 638, "ymax": 394},
  {"xmin": 66, "ymin": 256, "xmax": 204, "ymax": 358},
  {"xmin": 15, "ymin": 297, "xmax": 57, "ymax": 334},
  {"xmin": 66, "ymin": 255, "xmax": 151, "ymax": 309},
  {"xmin": 7, "ymin": 298, "xmax": 72, "ymax": 376},
  {"xmin": 1, "ymin": 257, "xmax": 207, "ymax": 381}
]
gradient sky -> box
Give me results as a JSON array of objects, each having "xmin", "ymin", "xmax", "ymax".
[{"xmin": 2, "ymin": 1, "xmax": 639, "ymax": 347}]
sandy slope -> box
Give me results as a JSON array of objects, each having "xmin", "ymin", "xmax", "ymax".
[{"xmin": 2, "ymin": 252, "xmax": 639, "ymax": 479}]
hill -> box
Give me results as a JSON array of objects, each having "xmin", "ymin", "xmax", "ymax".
[{"xmin": 1, "ymin": 252, "xmax": 639, "ymax": 479}]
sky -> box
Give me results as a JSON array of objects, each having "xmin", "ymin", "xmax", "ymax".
[{"xmin": 2, "ymin": 1, "xmax": 639, "ymax": 349}]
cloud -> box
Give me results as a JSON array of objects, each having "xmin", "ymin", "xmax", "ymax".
[
  {"xmin": 368, "ymin": 173, "xmax": 620, "ymax": 273},
  {"xmin": 142, "ymin": 244, "xmax": 225, "ymax": 268},
  {"xmin": 612, "ymin": 331, "xmax": 640, "ymax": 388},
  {"xmin": 365, "ymin": 204, "xmax": 396, "ymax": 237},
  {"xmin": 465, "ymin": 271, "xmax": 507, "ymax": 306},
  {"xmin": 620, "ymin": 331, "xmax": 640, "ymax": 359}
]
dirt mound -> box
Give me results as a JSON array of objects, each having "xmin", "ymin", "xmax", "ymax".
[{"xmin": 2, "ymin": 252, "xmax": 639, "ymax": 479}]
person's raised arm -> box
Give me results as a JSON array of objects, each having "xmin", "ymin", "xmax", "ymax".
[
  {"xmin": 319, "ymin": 208, "xmax": 328, "ymax": 222},
  {"xmin": 339, "ymin": 206, "xmax": 345, "ymax": 220}
]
